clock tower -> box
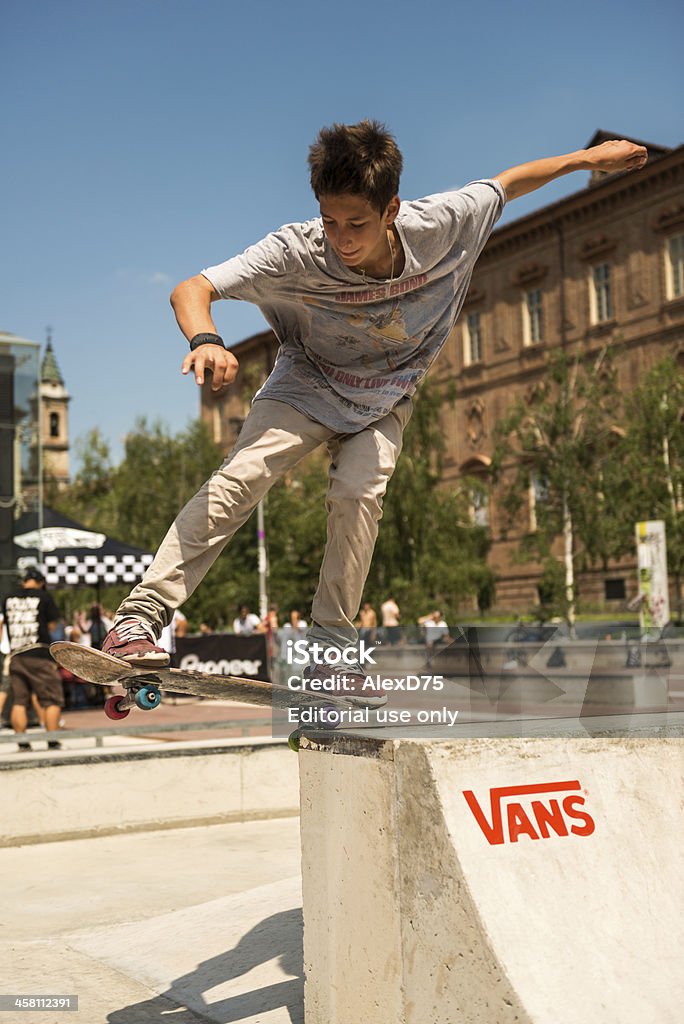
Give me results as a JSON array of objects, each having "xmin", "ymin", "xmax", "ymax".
[{"xmin": 40, "ymin": 329, "xmax": 70, "ymax": 487}]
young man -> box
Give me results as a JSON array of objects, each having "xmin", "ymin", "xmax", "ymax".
[
  {"xmin": 418, "ymin": 610, "xmax": 449, "ymax": 649},
  {"xmin": 3, "ymin": 567, "xmax": 64, "ymax": 750},
  {"xmin": 101, "ymin": 122, "xmax": 647, "ymax": 704},
  {"xmin": 233, "ymin": 605, "xmax": 264, "ymax": 636}
]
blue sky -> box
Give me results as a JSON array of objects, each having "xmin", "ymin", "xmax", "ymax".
[{"xmin": 2, "ymin": 0, "xmax": 682, "ymax": 468}]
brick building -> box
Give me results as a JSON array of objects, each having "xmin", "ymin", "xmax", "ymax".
[{"xmin": 201, "ymin": 132, "xmax": 684, "ymax": 613}]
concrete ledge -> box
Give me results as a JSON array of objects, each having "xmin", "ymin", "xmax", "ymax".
[
  {"xmin": 2, "ymin": 740, "xmax": 299, "ymax": 846},
  {"xmin": 0, "ymin": 733, "xmax": 286, "ymax": 769},
  {"xmin": 300, "ymin": 724, "xmax": 684, "ymax": 1024}
]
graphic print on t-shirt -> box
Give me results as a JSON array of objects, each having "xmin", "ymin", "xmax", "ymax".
[
  {"xmin": 202, "ymin": 180, "xmax": 506, "ymax": 431},
  {"xmin": 3, "ymin": 590, "xmax": 58, "ymax": 651},
  {"xmin": 5, "ymin": 595, "xmax": 42, "ymax": 648}
]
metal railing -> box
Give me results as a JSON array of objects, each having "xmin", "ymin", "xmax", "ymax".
[{"xmin": 0, "ymin": 716, "xmax": 273, "ymax": 749}]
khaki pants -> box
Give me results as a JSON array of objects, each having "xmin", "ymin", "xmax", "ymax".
[{"xmin": 118, "ymin": 397, "xmax": 412, "ymax": 649}]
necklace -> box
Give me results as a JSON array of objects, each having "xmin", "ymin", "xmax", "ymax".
[{"xmin": 361, "ymin": 229, "xmax": 395, "ymax": 285}]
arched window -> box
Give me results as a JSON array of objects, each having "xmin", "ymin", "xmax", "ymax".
[
  {"xmin": 528, "ymin": 471, "xmax": 549, "ymax": 532},
  {"xmin": 49, "ymin": 412, "xmax": 60, "ymax": 438},
  {"xmin": 459, "ymin": 456, "xmax": 491, "ymax": 526}
]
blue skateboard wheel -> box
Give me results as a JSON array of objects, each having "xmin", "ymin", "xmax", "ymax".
[
  {"xmin": 134, "ymin": 684, "xmax": 161, "ymax": 710},
  {"xmin": 318, "ymin": 704, "xmax": 342, "ymax": 729}
]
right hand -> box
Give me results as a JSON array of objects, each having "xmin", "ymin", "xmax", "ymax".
[
  {"xmin": 585, "ymin": 139, "xmax": 648, "ymax": 173},
  {"xmin": 181, "ymin": 345, "xmax": 239, "ymax": 392}
]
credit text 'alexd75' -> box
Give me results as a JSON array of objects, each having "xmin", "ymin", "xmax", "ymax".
[{"xmin": 287, "ymin": 674, "xmax": 444, "ymax": 692}]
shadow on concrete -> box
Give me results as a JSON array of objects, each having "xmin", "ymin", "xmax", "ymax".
[{"xmin": 107, "ymin": 908, "xmax": 304, "ymax": 1024}]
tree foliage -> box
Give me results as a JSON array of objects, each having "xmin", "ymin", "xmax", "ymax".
[
  {"xmin": 52, "ymin": 384, "xmax": 493, "ymax": 628},
  {"xmin": 367, "ymin": 380, "xmax": 494, "ymax": 622},
  {"xmin": 51, "ymin": 352, "xmax": 683, "ymax": 630},
  {"xmin": 492, "ymin": 349, "xmax": 684, "ymax": 623},
  {"xmin": 492, "ymin": 345, "xmax": 621, "ymax": 626},
  {"xmin": 611, "ymin": 356, "xmax": 684, "ymax": 616}
]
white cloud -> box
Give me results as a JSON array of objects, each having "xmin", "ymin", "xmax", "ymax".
[
  {"xmin": 113, "ymin": 269, "xmax": 173, "ymax": 287},
  {"xmin": 149, "ymin": 271, "xmax": 172, "ymax": 286}
]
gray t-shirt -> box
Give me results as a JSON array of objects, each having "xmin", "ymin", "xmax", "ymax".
[{"xmin": 202, "ymin": 179, "xmax": 505, "ymax": 432}]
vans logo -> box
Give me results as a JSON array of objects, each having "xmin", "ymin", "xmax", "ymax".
[{"xmin": 462, "ymin": 780, "xmax": 595, "ymax": 845}]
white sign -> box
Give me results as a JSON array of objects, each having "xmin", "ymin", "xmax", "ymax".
[
  {"xmin": 635, "ymin": 520, "xmax": 670, "ymax": 633},
  {"xmin": 14, "ymin": 527, "xmax": 107, "ymax": 552}
]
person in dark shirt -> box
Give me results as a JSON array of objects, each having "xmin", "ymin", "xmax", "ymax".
[{"xmin": 2, "ymin": 567, "xmax": 64, "ymax": 752}]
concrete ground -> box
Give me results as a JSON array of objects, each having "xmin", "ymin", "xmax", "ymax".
[{"xmin": 0, "ymin": 817, "xmax": 303, "ymax": 1024}]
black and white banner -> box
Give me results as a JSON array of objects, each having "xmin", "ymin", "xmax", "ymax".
[{"xmin": 175, "ymin": 634, "xmax": 270, "ymax": 682}]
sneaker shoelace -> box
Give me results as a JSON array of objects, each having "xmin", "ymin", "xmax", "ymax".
[{"xmin": 114, "ymin": 616, "xmax": 157, "ymax": 644}]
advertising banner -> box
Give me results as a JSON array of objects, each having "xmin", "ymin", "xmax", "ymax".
[{"xmin": 175, "ymin": 634, "xmax": 270, "ymax": 682}]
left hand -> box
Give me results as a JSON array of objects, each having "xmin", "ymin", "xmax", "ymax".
[
  {"xmin": 181, "ymin": 345, "xmax": 239, "ymax": 392},
  {"xmin": 585, "ymin": 140, "xmax": 648, "ymax": 173}
]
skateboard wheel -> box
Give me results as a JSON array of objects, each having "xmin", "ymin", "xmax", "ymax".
[
  {"xmin": 134, "ymin": 685, "xmax": 161, "ymax": 710},
  {"xmin": 288, "ymin": 730, "xmax": 301, "ymax": 752},
  {"xmin": 104, "ymin": 696, "xmax": 130, "ymax": 720},
  {"xmin": 318, "ymin": 704, "xmax": 342, "ymax": 729}
]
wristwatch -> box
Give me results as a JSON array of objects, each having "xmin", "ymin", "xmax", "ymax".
[{"xmin": 189, "ymin": 333, "xmax": 226, "ymax": 351}]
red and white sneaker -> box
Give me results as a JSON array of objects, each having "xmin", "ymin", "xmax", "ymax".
[{"xmin": 102, "ymin": 616, "xmax": 170, "ymax": 667}]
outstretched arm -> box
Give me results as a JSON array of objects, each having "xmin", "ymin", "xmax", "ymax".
[{"xmin": 495, "ymin": 139, "xmax": 648, "ymax": 201}]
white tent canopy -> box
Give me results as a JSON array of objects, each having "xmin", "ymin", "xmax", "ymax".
[{"xmin": 14, "ymin": 508, "xmax": 153, "ymax": 588}]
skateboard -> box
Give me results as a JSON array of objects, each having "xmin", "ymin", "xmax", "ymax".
[{"xmin": 49, "ymin": 641, "xmax": 367, "ymax": 750}]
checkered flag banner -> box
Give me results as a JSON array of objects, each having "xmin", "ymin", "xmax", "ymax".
[
  {"xmin": 14, "ymin": 508, "xmax": 155, "ymax": 590},
  {"xmin": 43, "ymin": 552, "xmax": 154, "ymax": 587}
]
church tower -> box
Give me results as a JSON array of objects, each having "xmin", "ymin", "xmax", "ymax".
[{"xmin": 40, "ymin": 329, "xmax": 70, "ymax": 487}]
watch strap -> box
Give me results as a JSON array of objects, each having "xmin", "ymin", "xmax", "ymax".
[{"xmin": 189, "ymin": 332, "xmax": 226, "ymax": 351}]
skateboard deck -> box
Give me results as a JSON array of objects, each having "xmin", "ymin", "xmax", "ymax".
[{"xmin": 49, "ymin": 641, "xmax": 367, "ymax": 745}]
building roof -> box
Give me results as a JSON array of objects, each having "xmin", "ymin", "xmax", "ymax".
[
  {"xmin": 41, "ymin": 338, "xmax": 64, "ymax": 385},
  {"xmin": 585, "ymin": 130, "xmax": 674, "ymax": 188},
  {"xmin": 585, "ymin": 129, "xmax": 672, "ymax": 158}
]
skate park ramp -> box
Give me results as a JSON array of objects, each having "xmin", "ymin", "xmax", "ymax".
[{"xmin": 300, "ymin": 717, "xmax": 684, "ymax": 1024}]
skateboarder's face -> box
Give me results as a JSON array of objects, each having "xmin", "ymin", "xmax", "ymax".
[{"xmin": 319, "ymin": 193, "xmax": 400, "ymax": 275}]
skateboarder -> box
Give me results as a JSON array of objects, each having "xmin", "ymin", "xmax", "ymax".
[{"xmin": 101, "ymin": 121, "xmax": 647, "ymax": 702}]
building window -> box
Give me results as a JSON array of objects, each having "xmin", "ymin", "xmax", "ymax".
[
  {"xmin": 666, "ymin": 234, "xmax": 684, "ymax": 299},
  {"xmin": 49, "ymin": 412, "xmax": 60, "ymax": 438},
  {"xmin": 464, "ymin": 312, "xmax": 482, "ymax": 366},
  {"xmin": 461, "ymin": 460, "xmax": 491, "ymax": 528},
  {"xmin": 529, "ymin": 471, "xmax": 549, "ymax": 532},
  {"xmin": 591, "ymin": 263, "xmax": 613, "ymax": 323},
  {"xmin": 523, "ymin": 288, "xmax": 543, "ymax": 345},
  {"xmin": 605, "ymin": 578, "xmax": 626, "ymax": 601},
  {"xmin": 469, "ymin": 484, "xmax": 489, "ymax": 527}
]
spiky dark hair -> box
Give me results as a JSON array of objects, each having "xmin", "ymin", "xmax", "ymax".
[{"xmin": 308, "ymin": 120, "xmax": 403, "ymax": 213}]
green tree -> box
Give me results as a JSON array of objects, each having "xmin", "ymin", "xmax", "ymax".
[
  {"xmin": 51, "ymin": 419, "xmax": 232, "ymax": 623},
  {"xmin": 492, "ymin": 346, "xmax": 621, "ymax": 631},
  {"xmin": 46, "ymin": 428, "xmax": 113, "ymax": 523},
  {"xmin": 52, "ymin": 387, "xmax": 494, "ymax": 630},
  {"xmin": 263, "ymin": 454, "xmax": 329, "ymax": 616},
  {"xmin": 240, "ymin": 379, "xmax": 494, "ymax": 627},
  {"xmin": 612, "ymin": 356, "xmax": 684, "ymax": 620},
  {"xmin": 110, "ymin": 418, "xmax": 223, "ymax": 549},
  {"xmin": 366, "ymin": 380, "xmax": 493, "ymax": 623}
]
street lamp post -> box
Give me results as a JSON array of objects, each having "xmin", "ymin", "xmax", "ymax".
[{"xmin": 257, "ymin": 497, "xmax": 268, "ymax": 621}]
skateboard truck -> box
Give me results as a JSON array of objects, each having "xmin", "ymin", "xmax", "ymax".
[{"xmin": 104, "ymin": 676, "xmax": 162, "ymax": 720}]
